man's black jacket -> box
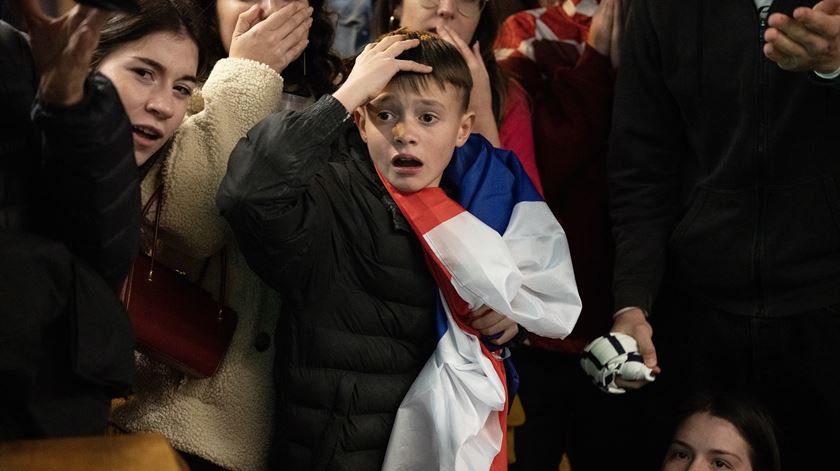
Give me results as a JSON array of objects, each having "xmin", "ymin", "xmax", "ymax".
[{"xmin": 609, "ymin": 0, "xmax": 840, "ymax": 316}]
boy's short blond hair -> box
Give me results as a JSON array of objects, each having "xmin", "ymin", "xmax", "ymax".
[{"xmin": 378, "ymin": 29, "xmax": 473, "ymax": 112}]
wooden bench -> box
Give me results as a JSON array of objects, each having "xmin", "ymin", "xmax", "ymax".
[{"xmin": 0, "ymin": 432, "xmax": 188, "ymax": 471}]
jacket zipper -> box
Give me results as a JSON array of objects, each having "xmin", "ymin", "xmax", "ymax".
[{"xmin": 754, "ymin": 3, "xmax": 771, "ymax": 317}]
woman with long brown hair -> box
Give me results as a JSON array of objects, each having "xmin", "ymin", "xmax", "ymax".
[{"xmin": 109, "ymin": 1, "xmax": 343, "ymax": 470}]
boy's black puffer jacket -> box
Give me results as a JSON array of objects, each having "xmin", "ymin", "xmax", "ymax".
[{"xmin": 218, "ymin": 95, "xmax": 438, "ymax": 471}]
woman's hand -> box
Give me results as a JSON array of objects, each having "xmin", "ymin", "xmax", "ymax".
[
  {"xmin": 332, "ymin": 34, "xmax": 432, "ymax": 112},
  {"xmin": 437, "ymin": 25, "xmax": 500, "ymax": 146},
  {"xmin": 228, "ymin": 2, "xmax": 312, "ymax": 74},
  {"xmin": 587, "ymin": 0, "xmax": 623, "ymax": 68}
]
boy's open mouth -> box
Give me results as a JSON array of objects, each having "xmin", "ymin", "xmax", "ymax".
[{"xmin": 392, "ymin": 154, "xmax": 423, "ymax": 168}]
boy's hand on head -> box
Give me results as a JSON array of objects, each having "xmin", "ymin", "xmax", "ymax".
[
  {"xmin": 587, "ymin": 0, "xmax": 623, "ymax": 68},
  {"xmin": 229, "ymin": 2, "xmax": 312, "ymax": 74},
  {"xmin": 333, "ymin": 35, "xmax": 433, "ymax": 113},
  {"xmin": 469, "ymin": 305, "xmax": 519, "ymax": 345},
  {"xmin": 18, "ymin": 0, "xmax": 112, "ymax": 106}
]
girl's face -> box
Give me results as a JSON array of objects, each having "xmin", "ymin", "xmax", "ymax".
[
  {"xmin": 662, "ymin": 412, "xmax": 753, "ymax": 471},
  {"xmin": 394, "ymin": 0, "xmax": 484, "ymax": 45},
  {"xmin": 216, "ymin": 0, "xmax": 310, "ymax": 53},
  {"xmin": 97, "ymin": 31, "xmax": 198, "ymax": 166}
]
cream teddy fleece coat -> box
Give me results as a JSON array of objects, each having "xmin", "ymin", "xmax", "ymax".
[{"xmin": 112, "ymin": 58, "xmax": 286, "ymax": 471}]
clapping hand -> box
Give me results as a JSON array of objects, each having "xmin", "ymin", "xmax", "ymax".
[{"xmin": 764, "ymin": 0, "xmax": 840, "ymax": 74}]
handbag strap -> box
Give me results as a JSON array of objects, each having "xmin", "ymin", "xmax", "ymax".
[
  {"xmin": 142, "ymin": 184, "xmax": 229, "ymax": 321},
  {"xmin": 146, "ymin": 184, "xmax": 164, "ymax": 282}
]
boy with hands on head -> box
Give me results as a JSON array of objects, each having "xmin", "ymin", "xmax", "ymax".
[
  {"xmin": 217, "ymin": 30, "xmax": 570, "ymax": 469},
  {"xmin": 217, "ymin": 31, "xmax": 481, "ymax": 470},
  {"xmin": 336, "ymin": 32, "xmax": 522, "ymax": 343},
  {"xmin": 335, "ymin": 33, "xmax": 474, "ymax": 191}
]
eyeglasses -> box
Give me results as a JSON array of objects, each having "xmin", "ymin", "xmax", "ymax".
[{"xmin": 418, "ymin": 0, "xmax": 489, "ymax": 19}]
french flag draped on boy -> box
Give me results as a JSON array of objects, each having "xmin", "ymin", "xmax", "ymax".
[{"xmin": 381, "ymin": 134, "xmax": 582, "ymax": 470}]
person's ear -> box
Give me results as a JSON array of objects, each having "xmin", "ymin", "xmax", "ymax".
[
  {"xmin": 354, "ymin": 108, "xmax": 368, "ymax": 143},
  {"xmin": 455, "ymin": 111, "xmax": 475, "ymax": 147}
]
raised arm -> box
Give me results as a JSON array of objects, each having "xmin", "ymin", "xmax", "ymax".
[
  {"xmin": 149, "ymin": 3, "xmax": 312, "ymax": 258},
  {"xmin": 216, "ymin": 95, "xmax": 353, "ymax": 290},
  {"xmin": 33, "ymin": 74, "xmax": 138, "ymax": 285},
  {"xmin": 18, "ymin": 0, "xmax": 139, "ymax": 284},
  {"xmin": 437, "ymin": 25, "xmax": 501, "ymax": 147},
  {"xmin": 540, "ymin": 0, "xmax": 621, "ymax": 182},
  {"xmin": 218, "ymin": 34, "xmax": 431, "ymax": 289},
  {"xmin": 492, "ymin": 3, "xmax": 617, "ymax": 200}
]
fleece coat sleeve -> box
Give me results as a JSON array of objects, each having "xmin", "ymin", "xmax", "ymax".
[{"xmin": 143, "ymin": 58, "xmax": 284, "ymax": 258}]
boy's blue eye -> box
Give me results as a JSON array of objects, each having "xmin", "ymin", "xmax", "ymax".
[{"xmin": 419, "ymin": 113, "xmax": 438, "ymax": 124}]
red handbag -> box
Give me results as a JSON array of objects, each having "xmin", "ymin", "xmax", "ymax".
[{"xmin": 120, "ymin": 185, "xmax": 237, "ymax": 378}]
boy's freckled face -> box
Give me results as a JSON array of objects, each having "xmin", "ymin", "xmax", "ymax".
[{"xmin": 356, "ymin": 81, "xmax": 474, "ymax": 193}]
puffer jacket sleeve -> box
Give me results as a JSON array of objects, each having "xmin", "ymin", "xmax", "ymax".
[
  {"xmin": 0, "ymin": 21, "xmax": 40, "ymax": 232},
  {"xmin": 217, "ymin": 94, "xmax": 353, "ymax": 291},
  {"xmin": 151, "ymin": 58, "xmax": 284, "ymax": 258},
  {"xmin": 32, "ymin": 73, "xmax": 139, "ymax": 285}
]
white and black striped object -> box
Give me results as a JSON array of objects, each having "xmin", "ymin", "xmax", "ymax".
[{"xmin": 580, "ymin": 332, "xmax": 655, "ymax": 394}]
